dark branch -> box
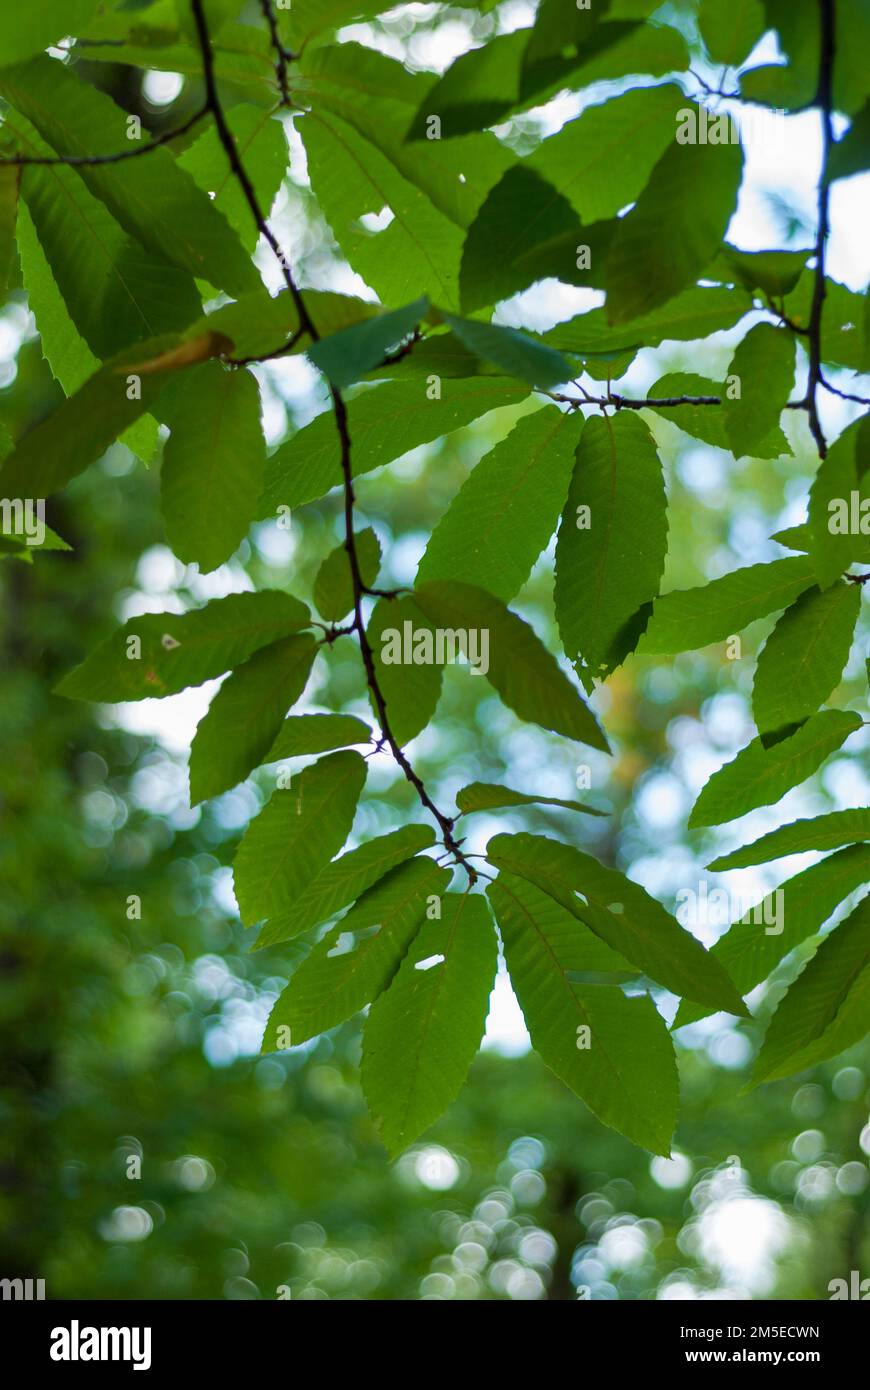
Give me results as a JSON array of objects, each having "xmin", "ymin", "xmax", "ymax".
[
  {"xmin": 257, "ymin": 0, "xmax": 296, "ymax": 108},
  {"xmin": 0, "ymin": 105, "xmax": 208, "ymax": 166},
  {"xmin": 548, "ymin": 390, "xmax": 806, "ymax": 412},
  {"xmin": 189, "ymin": 0, "xmax": 476, "ymax": 883},
  {"xmin": 819, "ymin": 371, "xmax": 870, "ymax": 407},
  {"xmin": 805, "ymin": 0, "xmax": 836, "ymax": 459},
  {"xmin": 225, "ymin": 326, "xmax": 308, "ymax": 367}
]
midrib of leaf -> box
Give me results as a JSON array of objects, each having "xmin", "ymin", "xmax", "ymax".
[
  {"xmin": 241, "ymin": 640, "xmax": 312, "ymax": 728},
  {"xmin": 393, "ymin": 892, "xmax": 468, "ymax": 1140},
  {"xmin": 474, "ymin": 409, "xmax": 571, "ymax": 555},
  {"xmin": 159, "ymin": 614, "xmax": 305, "ymax": 652},
  {"xmin": 493, "ymin": 844, "xmax": 660, "ymax": 953},
  {"xmin": 498, "ymin": 876, "xmax": 625, "ymax": 1080},
  {"xmin": 14, "ymin": 121, "xmax": 168, "ymax": 339},
  {"xmin": 255, "ymin": 756, "xmax": 362, "ymax": 905},
  {"xmin": 309, "ymin": 110, "xmax": 456, "ymax": 304},
  {"xmin": 588, "ymin": 414, "xmax": 619, "ymax": 649},
  {"xmin": 300, "ymin": 865, "xmax": 432, "ymax": 1016},
  {"xmin": 734, "ymin": 715, "xmax": 859, "ymax": 796},
  {"xmin": 788, "ymin": 595, "xmax": 850, "ymax": 685},
  {"xmin": 200, "ymin": 376, "xmax": 233, "ymax": 530}
]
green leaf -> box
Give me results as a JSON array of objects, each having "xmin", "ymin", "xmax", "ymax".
[
  {"xmin": 307, "ymin": 299, "xmax": 429, "ymax": 389},
  {"xmin": 367, "ymin": 594, "xmax": 443, "ymax": 746},
  {"xmin": 161, "ymin": 361, "xmax": 266, "ymax": 573},
  {"xmin": 487, "ymin": 832, "xmax": 749, "ymax": 1016},
  {"xmin": 417, "ymin": 406, "xmax": 582, "ymax": 603},
  {"xmin": 201, "ymin": 286, "xmax": 379, "ymax": 364},
  {"xmin": 752, "ymin": 894, "xmax": 870, "ymax": 1084},
  {"xmin": 188, "ymin": 634, "xmax": 318, "ymax": 805},
  {"xmin": 605, "ymin": 128, "xmax": 743, "ymax": 324},
  {"xmin": 639, "ymin": 557, "xmax": 817, "ymax": 655},
  {"xmin": 254, "ymin": 825, "xmax": 437, "ymax": 949},
  {"xmin": 527, "ymin": 84, "xmax": 684, "ymax": 224},
  {"xmin": 0, "ymin": 0, "xmax": 101, "ymax": 64},
  {"xmin": 437, "ymin": 312, "xmax": 572, "ymax": 388},
  {"xmin": 413, "ymin": 580, "xmax": 610, "ymax": 752},
  {"xmin": 752, "ymin": 582, "xmax": 861, "ymax": 741},
  {"xmin": 806, "ymin": 418, "xmax": 870, "ymax": 589},
  {"xmin": 233, "ymin": 750, "xmax": 366, "ymax": 928},
  {"xmin": 783, "ymin": 271, "xmax": 867, "ymax": 371},
  {"xmin": 0, "ymin": 56, "xmax": 258, "ymax": 297},
  {"xmin": 177, "ymin": 103, "xmax": 287, "ymax": 253},
  {"xmin": 699, "ymin": 0, "xmax": 766, "ymax": 66},
  {"xmin": 542, "ymin": 285, "xmax": 753, "ymax": 355},
  {"xmin": 0, "ymin": 165, "xmax": 18, "ymax": 300},
  {"xmin": 829, "ymin": 98, "xmax": 870, "ymax": 182},
  {"xmin": 296, "ymin": 43, "xmax": 513, "ymax": 229},
  {"xmin": 301, "ymin": 109, "xmax": 463, "ymax": 307},
  {"xmin": 405, "ymin": 31, "xmax": 529, "ymax": 140},
  {"xmin": 0, "ymin": 331, "xmax": 232, "ymax": 502},
  {"xmin": 489, "ymin": 873, "xmax": 677, "ymax": 1153},
  {"xmin": 73, "ymin": 20, "xmax": 277, "ymax": 98},
  {"xmin": 456, "ymin": 782, "xmax": 605, "ymax": 818},
  {"xmin": 313, "ymin": 527, "xmax": 381, "ymax": 621},
  {"xmin": 707, "ymin": 809, "xmax": 870, "ymax": 871},
  {"xmin": 459, "ymin": 166, "xmax": 613, "ymax": 312},
  {"xmin": 280, "ymin": 0, "xmax": 392, "ymax": 52},
  {"xmin": 644, "ymin": 372, "xmax": 790, "ymax": 458},
  {"xmin": 675, "ymin": 845, "xmax": 870, "ymax": 1028},
  {"xmin": 260, "ymin": 377, "xmax": 529, "ymax": 514},
  {"xmin": 56, "ymin": 589, "xmax": 310, "ymax": 703},
  {"xmin": 14, "ymin": 197, "xmax": 157, "ymax": 466},
  {"xmin": 0, "ymin": 508, "xmax": 70, "ymax": 554},
  {"xmin": 689, "ymin": 710, "xmax": 863, "ymax": 829},
  {"xmin": 407, "ymin": 20, "xmax": 688, "ymax": 139},
  {"xmin": 361, "ymin": 892, "xmax": 497, "ymax": 1155},
  {"xmin": 555, "ymin": 412, "xmax": 667, "ymax": 679},
  {"xmin": 7, "ymin": 109, "xmax": 201, "ymax": 360},
  {"xmin": 261, "ymin": 857, "xmax": 452, "ymax": 1049},
  {"xmin": 724, "ymin": 324, "xmax": 796, "ymax": 460},
  {"xmin": 714, "ymin": 244, "xmax": 808, "ymax": 298},
  {"xmin": 264, "ymin": 713, "xmax": 372, "ymax": 763}
]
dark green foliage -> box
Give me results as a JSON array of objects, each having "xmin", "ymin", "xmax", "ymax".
[{"xmin": 2, "ymin": 0, "xmax": 867, "ymax": 1171}]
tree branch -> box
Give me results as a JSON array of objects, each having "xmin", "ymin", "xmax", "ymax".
[
  {"xmin": 190, "ymin": 0, "xmax": 476, "ymax": 882},
  {"xmin": 804, "ymin": 0, "xmax": 836, "ymax": 459},
  {"xmin": 0, "ymin": 105, "xmax": 208, "ymax": 166},
  {"xmin": 547, "ymin": 391, "xmax": 806, "ymax": 412},
  {"xmin": 257, "ymin": 0, "xmax": 296, "ymax": 107}
]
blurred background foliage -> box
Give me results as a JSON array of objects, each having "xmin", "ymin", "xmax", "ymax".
[{"xmin": 1, "ymin": 1, "xmax": 868, "ymax": 1301}]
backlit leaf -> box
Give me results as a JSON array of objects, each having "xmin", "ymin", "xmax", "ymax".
[
  {"xmin": 233, "ymin": 750, "xmax": 366, "ymax": 927},
  {"xmin": 361, "ymin": 892, "xmax": 497, "ymax": 1154}
]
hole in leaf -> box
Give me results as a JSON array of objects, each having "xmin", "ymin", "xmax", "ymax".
[{"xmin": 414, "ymin": 953, "xmax": 445, "ymax": 972}]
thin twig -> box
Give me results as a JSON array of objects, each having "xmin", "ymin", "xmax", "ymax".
[
  {"xmin": 189, "ymin": 0, "xmax": 476, "ymax": 883},
  {"xmin": 257, "ymin": 0, "xmax": 296, "ymax": 107},
  {"xmin": 547, "ymin": 390, "xmax": 806, "ymax": 412},
  {"xmin": 819, "ymin": 371, "xmax": 870, "ymax": 406},
  {"xmin": 804, "ymin": 0, "xmax": 836, "ymax": 459},
  {"xmin": 0, "ymin": 105, "xmax": 208, "ymax": 166},
  {"xmin": 225, "ymin": 326, "xmax": 307, "ymax": 367}
]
